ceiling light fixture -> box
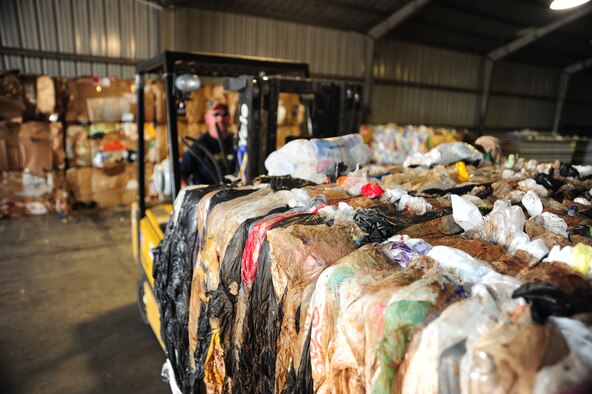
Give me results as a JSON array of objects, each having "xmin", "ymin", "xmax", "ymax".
[
  {"xmin": 175, "ymin": 73, "xmax": 201, "ymax": 93},
  {"xmin": 550, "ymin": 0, "xmax": 590, "ymax": 10}
]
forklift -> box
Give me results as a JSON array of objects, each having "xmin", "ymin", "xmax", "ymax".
[{"xmin": 131, "ymin": 51, "xmax": 363, "ymax": 353}]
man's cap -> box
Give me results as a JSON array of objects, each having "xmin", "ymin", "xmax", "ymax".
[{"xmin": 206, "ymin": 97, "xmax": 228, "ymax": 112}]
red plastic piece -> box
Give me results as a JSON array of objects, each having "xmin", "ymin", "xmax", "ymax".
[{"xmin": 361, "ymin": 183, "xmax": 384, "ymax": 198}]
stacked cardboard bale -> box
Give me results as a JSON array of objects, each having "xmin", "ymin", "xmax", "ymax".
[{"xmin": 0, "ymin": 72, "xmax": 66, "ymax": 217}]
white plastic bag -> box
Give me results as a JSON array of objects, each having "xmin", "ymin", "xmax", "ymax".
[
  {"xmin": 521, "ymin": 190, "xmax": 543, "ymax": 217},
  {"xmin": 398, "ymin": 194, "xmax": 432, "ymax": 215},
  {"xmin": 384, "ymin": 187, "xmax": 407, "ymax": 203},
  {"xmin": 518, "ymin": 178, "xmax": 548, "ymax": 197},
  {"xmin": 265, "ymin": 134, "xmax": 372, "ymax": 183},
  {"xmin": 574, "ymin": 197, "xmax": 591, "ymax": 206},
  {"xmin": 427, "ymin": 245, "xmax": 493, "ymax": 284},
  {"xmin": 451, "ymin": 194, "xmax": 483, "ymax": 232},
  {"xmin": 539, "ymin": 212, "xmax": 568, "ymax": 238},
  {"xmin": 403, "ymin": 142, "xmax": 482, "ymax": 167}
]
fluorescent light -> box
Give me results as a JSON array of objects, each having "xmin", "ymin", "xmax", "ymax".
[{"xmin": 550, "ymin": 0, "xmax": 590, "ymax": 10}]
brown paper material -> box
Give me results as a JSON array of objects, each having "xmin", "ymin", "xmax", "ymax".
[
  {"xmin": 0, "ymin": 122, "xmax": 22, "ymax": 170},
  {"xmin": 18, "ymin": 122, "xmax": 53, "ymax": 175},
  {"xmin": 36, "ymin": 76, "xmax": 56, "ymax": 115}
]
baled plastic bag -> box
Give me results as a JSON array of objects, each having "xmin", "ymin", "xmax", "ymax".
[
  {"xmin": 533, "ymin": 317, "xmax": 592, "ymax": 394},
  {"xmin": 402, "ymin": 271, "xmax": 522, "ymax": 394},
  {"xmin": 521, "ymin": 189, "xmax": 543, "ymax": 217},
  {"xmin": 265, "ymin": 134, "xmax": 372, "ymax": 184},
  {"xmin": 403, "ymin": 142, "xmax": 482, "ymax": 167},
  {"xmin": 380, "ymin": 237, "xmax": 432, "ymax": 268},
  {"xmin": 451, "ymin": 194, "xmax": 483, "ymax": 231},
  {"xmin": 539, "ymin": 212, "xmax": 568, "ymax": 238},
  {"xmin": 398, "ymin": 194, "xmax": 433, "ymax": 215},
  {"xmin": 426, "ymin": 245, "xmax": 493, "ymax": 284},
  {"xmin": 518, "ymin": 178, "xmax": 549, "ymax": 197}
]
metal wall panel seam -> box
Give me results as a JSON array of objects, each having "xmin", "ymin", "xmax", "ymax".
[{"xmin": 0, "ymin": 0, "xmax": 20, "ymax": 47}]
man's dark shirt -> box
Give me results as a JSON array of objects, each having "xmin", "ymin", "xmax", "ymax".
[{"xmin": 180, "ymin": 132, "xmax": 236, "ymax": 185}]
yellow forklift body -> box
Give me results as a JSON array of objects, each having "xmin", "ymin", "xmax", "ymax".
[{"xmin": 131, "ymin": 201, "xmax": 172, "ymax": 349}]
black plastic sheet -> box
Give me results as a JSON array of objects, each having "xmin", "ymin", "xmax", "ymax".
[
  {"xmin": 353, "ymin": 207, "xmax": 450, "ymax": 244},
  {"xmin": 560, "ymin": 163, "xmax": 580, "ymax": 178},
  {"xmin": 281, "ymin": 328, "xmax": 314, "ymax": 394},
  {"xmin": 512, "ymin": 283, "xmax": 592, "ymax": 324},
  {"xmin": 152, "ymin": 185, "xmax": 218, "ymax": 394},
  {"xmin": 534, "ymin": 173, "xmax": 564, "ymax": 192},
  {"xmin": 255, "ymin": 175, "xmax": 317, "ymax": 191},
  {"xmin": 214, "ymin": 207, "xmax": 289, "ymax": 382},
  {"xmin": 422, "ymin": 183, "xmax": 492, "ymax": 197},
  {"xmin": 234, "ymin": 213, "xmax": 323, "ymax": 394}
]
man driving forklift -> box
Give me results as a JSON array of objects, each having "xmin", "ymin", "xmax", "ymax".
[{"xmin": 180, "ymin": 97, "xmax": 236, "ymax": 185}]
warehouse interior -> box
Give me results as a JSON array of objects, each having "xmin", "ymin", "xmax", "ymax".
[{"xmin": 1, "ymin": 0, "xmax": 592, "ymax": 393}]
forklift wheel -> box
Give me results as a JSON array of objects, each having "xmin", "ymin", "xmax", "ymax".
[{"xmin": 137, "ymin": 277, "xmax": 149, "ymax": 325}]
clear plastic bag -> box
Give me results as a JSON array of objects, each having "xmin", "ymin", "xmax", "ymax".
[{"xmin": 265, "ymin": 134, "xmax": 372, "ymax": 183}]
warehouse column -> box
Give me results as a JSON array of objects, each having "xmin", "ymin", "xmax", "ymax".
[
  {"xmin": 363, "ymin": 37, "xmax": 375, "ymax": 122},
  {"xmin": 553, "ymin": 56, "xmax": 592, "ymax": 132},
  {"xmin": 477, "ymin": 5, "xmax": 592, "ymax": 131},
  {"xmin": 366, "ymin": 0, "xmax": 432, "ymax": 123}
]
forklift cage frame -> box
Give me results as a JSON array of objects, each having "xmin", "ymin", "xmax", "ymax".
[{"xmin": 135, "ymin": 50, "xmax": 310, "ymax": 220}]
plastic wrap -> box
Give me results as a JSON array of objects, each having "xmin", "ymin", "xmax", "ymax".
[
  {"xmin": 306, "ymin": 245, "xmax": 407, "ymax": 392},
  {"xmin": 451, "ymin": 194, "xmax": 483, "ymax": 231},
  {"xmin": 402, "ymin": 272, "xmax": 521, "ymax": 394},
  {"xmin": 460, "ymin": 311, "xmax": 550, "ymax": 394},
  {"xmin": 235, "ymin": 214, "xmax": 324, "ymax": 393},
  {"xmin": 188, "ymin": 188, "xmax": 294, "ymax": 373},
  {"xmin": 265, "ymin": 134, "xmax": 372, "ymax": 184},
  {"xmin": 533, "ymin": 317, "xmax": 592, "ymax": 394},
  {"xmin": 267, "ymin": 222, "xmax": 363, "ymax": 391},
  {"xmin": 152, "ymin": 185, "xmax": 218, "ymax": 393},
  {"xmin": 403, "ymin": 142, "xmax": 482, "ymax": 167},
  {"xmin": 512, "ymin": 283, "xmax": 592, "ymax": 324},
  {"xmin": 330, "ymin": 273, "xmax": 451, "ymax": 393}
]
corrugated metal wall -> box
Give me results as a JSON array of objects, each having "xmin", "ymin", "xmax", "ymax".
[
  {"xmin": 168, "ymin": 8, "xmax": 367, "ymax": 79},
  {"xmin": 371, "ymin": 40, "xmax": 572, "ymax": 130},
  {"xmin": 2, "ymin": 2, "xmax": 588, "ymax": 130},
  {"xmin": 0, "ymin": 0, "xmax": 161, "ymax": 78},
  {"xmin": 485, "ymin": 61, "xmax": 559, "ymax": 130},
  {"xmin": 562, "ymin": 72, "xmax": 592, "ymax": 129},
  {"xmin": 372, "ymin": 40, "xmax": 479, "ymax": 127}
]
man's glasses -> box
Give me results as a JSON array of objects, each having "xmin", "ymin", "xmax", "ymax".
[{"xmin": 212, "ymin": 111, "xmax": 228, "ymax": 117}]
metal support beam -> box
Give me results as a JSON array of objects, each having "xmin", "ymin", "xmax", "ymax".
[
  {"xmin": 553, "ymin": 56, "xmax": 592, "ymax": 132},
  {"xmin": 478, "ymin": 58, "xmax": 494, "ymax": 131},
  {"xmin": 476, "ymin": 6, "xmax": 591, "ymax": 130},
  {"xmin": 0, "ymin": 46, "xmax": 141, "ymax": 65},
  {"xmin": 564, "ymin": 56, "xmax": 592, "ymax": 75},
  {"xmin": 363, "ymin": 36, "xmax": 375, "ymax": 122},
  {"xmin": 367, "ymin": 0, "xmax": 432, "ymax": 39},
  {"xmin": 553, "ymin": 73, "xmax": 570, "ymax": 133},
  {"xmin": 487, "ymin": 5, "xmax": 592, "ymax": 62}
]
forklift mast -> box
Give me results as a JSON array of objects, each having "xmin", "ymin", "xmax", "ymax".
[
  {"xmin": 225, "ymin": 76, "xmax": 363, "ymax": 183},
  {"xmin": 135, "ymin": 51, "xmax": 310, "ymax": 218}
]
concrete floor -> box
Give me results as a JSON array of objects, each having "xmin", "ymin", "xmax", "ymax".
[{"xmin": 0, "ymin": 209, "xmax": 169, "ymax": 393}]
